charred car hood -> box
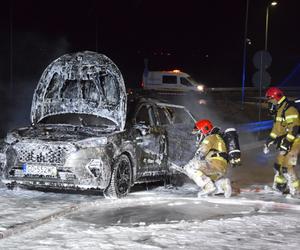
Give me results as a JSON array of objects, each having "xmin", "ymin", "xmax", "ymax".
[{"xmin": 31, "ymin": 51, "xmax": 127, "ymax": 131}]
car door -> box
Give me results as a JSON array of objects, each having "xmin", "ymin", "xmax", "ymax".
[
  {"xmin": 158, "ymin": 105, "xmax": 197, "ymax": 167},
  {"xmin": 133, "ymin": 103, "xmax": 166, "ymax": 178}
]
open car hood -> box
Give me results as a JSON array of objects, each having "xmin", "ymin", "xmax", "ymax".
[{"xmin": 31, "ymin": 51, "xmax": 127, "ymax": 131}]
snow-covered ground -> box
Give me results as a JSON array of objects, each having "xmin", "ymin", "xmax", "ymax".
[{"xmin": 1, "ymin": 148, "xmax": 300, "ymax": 249}]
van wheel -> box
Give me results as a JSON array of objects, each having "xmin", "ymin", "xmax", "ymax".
[{"xmin": 104, "ymin": 155, "xmax": 132, "ymax": 198}]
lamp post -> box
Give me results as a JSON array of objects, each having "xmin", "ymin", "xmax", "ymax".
[
  {"xmin": 265, "ymin": 1, "xmax": 278, "ymax": 51},
  {"xmin": 241, "ymin": 0, "xmax": 250, "ymax": 107}
]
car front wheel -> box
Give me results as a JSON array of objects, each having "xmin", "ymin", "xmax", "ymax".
[{"xmin": 104, "ymin": 154, "xmax": 132, "ymax": 198}]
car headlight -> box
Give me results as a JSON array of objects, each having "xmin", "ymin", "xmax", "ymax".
[{"xmin": 197, "ymin": 85, "xmax": 204, "ymax": 92}]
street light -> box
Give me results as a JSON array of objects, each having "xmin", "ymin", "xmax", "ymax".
[
  {"xmin": 265, "ymin": 1, "xmax": 278, "ymax": 51},
  {"xmin": 241, "ymin": 0, "xmax": 250, "ymax": 107}
]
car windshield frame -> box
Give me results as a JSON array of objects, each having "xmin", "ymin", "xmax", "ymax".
[{"xmin": 156, "ymin": 103, "xmax": 196, "ymax": 125}]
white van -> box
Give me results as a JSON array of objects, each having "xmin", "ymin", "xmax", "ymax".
[{"xmin": 142, "ymin": 70, "xmax": 205, "ymax": 92}]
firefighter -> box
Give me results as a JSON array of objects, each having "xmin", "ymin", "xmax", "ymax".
[
  {"xmin": 264, "ymin": 87, "xmax": 300, "ymax": 195},
  {"xmin": 175, "ymin": 119, "xmax": 232, "ymax": 198}
]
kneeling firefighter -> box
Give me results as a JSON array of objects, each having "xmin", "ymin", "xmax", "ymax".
[
  {"xmin": 264, "ymin": 87, "xmax": 300, "ymax": 195},
  {"xmin": 171, "ymin": 119, "xmax": 241, "ymax": 198}
]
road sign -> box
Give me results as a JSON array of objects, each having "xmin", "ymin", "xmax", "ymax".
[
  {"xmin": 253, "ymin": 50, "xmax": 272, "ymax": 70},
  {"xmin": 252, "ymin": 70, "xmax": 271, "ymax": 88}
]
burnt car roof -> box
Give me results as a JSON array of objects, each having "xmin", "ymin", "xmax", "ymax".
[{"xmin": 31, "ymin": 51, "xmax": 127, "ymax": 131}]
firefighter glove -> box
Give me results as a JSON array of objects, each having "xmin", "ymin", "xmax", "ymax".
[
  {"xmin": 229, "ymin": 152, "xmax": 241, "ymax": 167},
  {"xmin": 279, "ymin": 138, "xmax": 292, "ymax": 155},
  {"xmin": 265, "ymin": 136, "xmax": 275, "ymax": 147},
  {"xmin": 264, "ymin": 137, "xmax": 274, "ymax": 154},
  {"xmin": 230, "ymin": 158, "xmax": 241, "ymax": 168},
  {"xmin": 263, "ymin": 144, "xmax": 270, "ymax": 155}
]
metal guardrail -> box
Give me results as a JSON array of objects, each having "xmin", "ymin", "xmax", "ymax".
[{"xmin": 208, "ymin": 86, "xmax": 300, "ymax": 93}]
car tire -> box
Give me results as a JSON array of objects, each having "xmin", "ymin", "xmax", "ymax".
[
  {"xmin": 104, "ymin": 154, "xmax": 132, "ymax": 198},
  {"xmin": 169, "ymin": 174, "xmax": 186, "ymax": 187}
]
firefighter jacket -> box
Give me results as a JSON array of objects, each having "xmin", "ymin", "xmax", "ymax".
[
  {"xmin": 196, "ymin": 133, "xmax": 228, "ymax": 168},
  {"xmin": 269, "ymin": 96, "xmax": 300, "ymax": 143}
]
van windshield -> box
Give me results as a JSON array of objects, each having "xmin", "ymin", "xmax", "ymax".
[
  {"xmin": 180, "ymin": 77, "xmax": 193, "ymax": 87},
  {"xmin": 186, "ymin": 76, "xmax": 199, "ymax": 86}
]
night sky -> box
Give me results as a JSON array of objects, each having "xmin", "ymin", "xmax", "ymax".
[{"xmin": 0, "ymin": 0, "xmax": 300, "ymax": 134}]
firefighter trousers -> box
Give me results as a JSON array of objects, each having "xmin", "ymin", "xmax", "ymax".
[{"xmin": 275, "ymin": 137, "xmax": 300, "ymax": 194}]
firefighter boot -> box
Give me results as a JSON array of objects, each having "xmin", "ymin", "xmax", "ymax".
[
  {"xmin": 197, "ymin": 180, "xmax": 216, "ymax": 197},
  {"xmin": 272, "ymin": 164, "xmax": 288, "ymax": 193},
  {"xmin": 193, "ymin": 173, "xmax": 216, "ymax": 197},
  {"xmin": 272, "ymin": 172, "xmax": 287, "ymax": 193},
  {"xmin": 288, "ymin": 179, "xmax": 300, "ymax": 196},
  {"xmin": 214, "ymin": 178, "xmax": 232, "ymax": 198},
  {"xmin": 283, "ymin": 167, "xmax": 300, "ymax": 196}
]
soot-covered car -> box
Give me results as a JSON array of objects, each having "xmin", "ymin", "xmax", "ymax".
[{"xmin": 0, "ymin": 51, "xmax": 197, "ymax": 198}]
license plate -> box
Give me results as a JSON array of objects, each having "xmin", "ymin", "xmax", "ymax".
[{"xmin": 22, "ymin": 163, "xmax": 57, "ymax": 177}]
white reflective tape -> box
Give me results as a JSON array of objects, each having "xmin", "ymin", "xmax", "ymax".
[
  {"xmin": 224, "ymin": 128, "xmax": 236, "ymax": 133},
  {"xmin": 217, "ymin": 142, "xmax": 223, "ymax": 151},
  {"xmin": 276, "ymin": 117, "xmax": 284, "ymax": 121},
  {"xmin": 281, "ymin": 145, "xmax": 288, "ymax": 150},
  {"xmin": 270, "ymin": 132, "xmax": 277, "ymax": 138},
  {"xmin": 229, "ymin": 150, "xmax": 240, "ymax": 154}
]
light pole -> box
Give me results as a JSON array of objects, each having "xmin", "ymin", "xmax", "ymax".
[
  {"xmin": 265, "ymin": 1, "xmax": 278, "ymax": 51},
  {"xmin": 241, "ymin": 0, "xmax": 250, "ymax": 107}
]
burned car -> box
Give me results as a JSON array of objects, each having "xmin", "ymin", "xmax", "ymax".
[{"xmin": 1, "ymin": 51, "xmax": 197, "ymax": 197}]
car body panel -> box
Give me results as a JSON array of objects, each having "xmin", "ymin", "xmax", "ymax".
[
  {"xmin": 1, "ymin": 98, "xmax": 197, "ymax": 191},
  {"xmin": 2, "ymin": 125, "xmax": 127, "ymax": 190}
]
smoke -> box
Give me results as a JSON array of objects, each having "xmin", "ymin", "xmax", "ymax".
[
  {"xmin": 1, "ymin": 33, "xmax": 70, "ymax": 135},
  {"xmin": 154, "ymin": 89, "xmax": 270, "ymax": 145}
]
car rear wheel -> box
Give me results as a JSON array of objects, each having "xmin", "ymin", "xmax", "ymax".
[{"xmin": 104, "ymin": 154, "xmax": 132, "ymax": 198}]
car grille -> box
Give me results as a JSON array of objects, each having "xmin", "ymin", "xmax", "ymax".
[{"xmin": 13, "ymin": 142, "xmax": 76, "ymax": 165}]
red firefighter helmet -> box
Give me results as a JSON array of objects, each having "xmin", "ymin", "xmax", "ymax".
[
  {"xmin": 265, "ymin": 87, "xmax": 284, "ymax": 102},
  {"xmin": 194, "ymin": 119, "xmax": 213, "ymax": 135}
]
